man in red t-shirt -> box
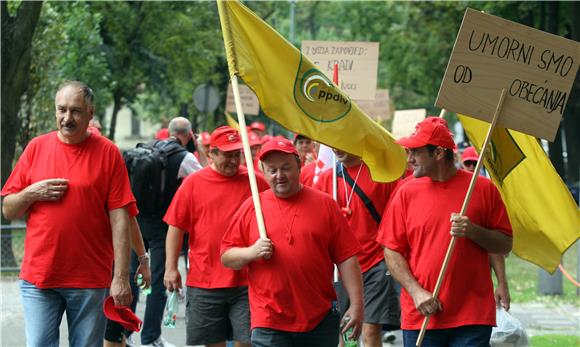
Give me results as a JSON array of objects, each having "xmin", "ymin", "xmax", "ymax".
[
  {"xmin": 221, "ymin": 138, "xmax": 364, "ymax": 347},
  {"xmin": 1, "ymin": 81, "xmax": 134, "ymax": 347},
  {"xmin": 163, "ymin": 126, "xmax": 268, "ymax": 347},
  {"xmin": 315, "ymin": 149, "xmax": 400, "ymax": 347},
  {"xmin": 377, "ymin": 117, "xmax": 513, "ymax": 347},
  {"xmin": 461, "ymin": 146, "xmax": 511, "ymax": 312}
]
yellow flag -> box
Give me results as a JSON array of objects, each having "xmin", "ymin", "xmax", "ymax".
[
  {"xmin": 225, "ymin": 112, "xmax": 240, "ymax": 130},
  {"xmin": 217, "ymin": 0, "xmax": 405, "ymax": 182},
  {"xmin": 459, "ymin": 115, "xmax": 580, "ymax": 273}
]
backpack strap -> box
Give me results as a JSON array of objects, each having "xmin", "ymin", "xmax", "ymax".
[
  {"xmin": 153, "ymin": 139, "xmax": 187, "ymax": 157},
  {"xmin": 336, "ymin": 163, "xmax": 382, "ymax": 225}
]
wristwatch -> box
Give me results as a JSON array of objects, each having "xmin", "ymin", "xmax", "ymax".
[{"xmin": 138, "ymin": 252, "xmax": 150, "ymax": 266}]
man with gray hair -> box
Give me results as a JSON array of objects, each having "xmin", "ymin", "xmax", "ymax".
[
  {"xmin": 1, "ymin": 81, "xmax": 134, "ymax": 346},
  {"xmin": 122, "ymin": 116, "xmax": 201, "ymax": 347}
]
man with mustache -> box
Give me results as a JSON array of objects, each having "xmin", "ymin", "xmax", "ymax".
[
  {"xmin": 163, "ymin": 126, "xmax": 269, "ymax": 347},
  {"xmin": 1, "ymin": 81, "xmax": 134, "ymax": 346}
]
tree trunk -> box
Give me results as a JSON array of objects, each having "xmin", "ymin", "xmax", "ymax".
[
  {"xmin": 108, "ymin": 91, "xmax": 122, "ymax": 141},
  {"xmin": 563, "ymin": 2, "xmax": 580, "ymax": 184},
  {"xmin": 544, "ymin": 2, "xmax": 566, "ymax": 178},
  {"xmin": 1, "ymin": 1, "xmax": 43, "ymax": 268}
]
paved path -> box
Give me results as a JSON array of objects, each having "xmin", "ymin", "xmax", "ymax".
[{"xmin": 1, "ymin": 278, "xmax": 577, "ymax": 346}]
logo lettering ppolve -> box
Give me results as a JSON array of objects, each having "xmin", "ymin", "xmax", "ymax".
[{"xmin": 293, "ymin": 56, "xmax": 351, "ymax": 123}]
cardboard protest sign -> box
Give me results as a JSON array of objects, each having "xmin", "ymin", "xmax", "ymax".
[
  {"xmin": 301, "ymin": 40, "xmax": 379, "ymax": 100},
  {"xmin": 355, "ymin": 89, "xmax": 392, "ymax": 121},
  {"xmin": 226, "ymin": 82, "xmax": 260, "ymax": 116},
  {"xmin": 436, "ymin": 8, "xmax": 579, "ymax": 141},
  {"xmin": 391, "ymin": 109, "xmax": 427, "ymax": 139}
]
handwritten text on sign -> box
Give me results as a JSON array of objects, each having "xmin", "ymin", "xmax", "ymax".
[
  {"xmin": 226, "ymin": 83, "xmax": 260, "ymax": 116},
  {"xmin": 436, "ymin": 8, "xmax": 579, "ymax": 141},
  {"xmin": 301, "ymin": 40, "xmax": 379, "ymax": 100}
]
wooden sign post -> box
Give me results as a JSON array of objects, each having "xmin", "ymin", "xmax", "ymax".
[{"xmin": 301, "ymin": 40, "xmax": 380, "ymax": 100}]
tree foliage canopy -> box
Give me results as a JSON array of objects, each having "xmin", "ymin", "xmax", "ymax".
[{"xmin": 3, "ymin": 0, "xmax": 578, "ymax": 183}]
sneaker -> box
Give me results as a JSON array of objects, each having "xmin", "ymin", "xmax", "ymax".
[
  {"xmin": 125, "ymin": 335, "xmax": 138, "ymax": 347},
  {"xmin": 383, "ymin": 331, "xmax": 397, "ymax": 343},
  {"xmin": 142, "ymin": 336, "xmax": 176, "ymax": 347}
]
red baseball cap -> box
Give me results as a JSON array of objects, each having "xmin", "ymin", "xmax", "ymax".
[
  {"xmin": 210, "ymin": 126, "xmax": 243, "ymax": 152},
  {"xmin": 248, "ymin": 131, "xmax": 262, "ymax": 147},
  {"xmin": 155, "ymin": 128, "xmax": 169, "ymax": 140},
  {"xmin": 258, "ymin": 138, "xmax": 299, "ymax": 161},
  {"xmin": 260, "ymin": 134, "xmax": 273, "ymax": 144},
  {"xmin": 103, "ymin": 296, "xmax": 142, "ymax": 332},
  {"xmin": 395, "ymin": 117, "xmax": 456, "ymax": 149},
  {"xmin": 250, "ymin": 121, "xmax": 266, "ymax": 132},
  {"xmin": 461, "ymin": 146, "xmax": 479, "ymax": 163},
  {"xmin": 200, "ymin": 131, "xmax": 211, "ymax": 146}
]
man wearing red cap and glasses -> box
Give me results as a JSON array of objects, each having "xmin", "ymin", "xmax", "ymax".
[
  {"xmin": 376, "ymin": 117, "xmax": 513, "ymax": 347},
  {"xmin": 221, "ymin": 138, "xmax": 364, "ymax": 347},
  {"xmin": 164, "ymin": 126, "xmax": 268, "ymax": 347}
]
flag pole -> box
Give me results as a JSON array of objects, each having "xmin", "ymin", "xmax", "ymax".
[
  {"xmin": 332, "ymin": 63, "xmax": 339, "ymax": 282},
  {"xmin": 416, "ymin": 88, "xmax": 507, "ymax": 346},
  {"xmin": 218, "ymin": 0, "xmax": 268, "ymax": 240},
  {"xmin": 231, "ymin": 76, "xmax": 269, "ymax": 240}
]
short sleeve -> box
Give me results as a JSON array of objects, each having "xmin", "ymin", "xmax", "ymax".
[
  {"xmin": 328, "ymin": 198, "xmax": 361, "ymax": 264},
  {"xmin": 106, "ymin": 147, "xmax": 135, "ymax": 210},
  {"xmin": 221, "ymin": 198, "xmax": 254, "ymax": 255},
  {"xmin": 377, "ymin": 189, "xmax": 410, "ymax": 255},
  {"xmin": 163, "ymin": 176, "xmax": 194, "ymax": 231},
  {"xmin": 1, "ymin": 145, "xmax": 32, "ymax": 196}
]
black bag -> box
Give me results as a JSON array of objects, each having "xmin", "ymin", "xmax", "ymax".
[{"xmin": 123, "ymin": 140, "xmax": 185, "ymax": 215}]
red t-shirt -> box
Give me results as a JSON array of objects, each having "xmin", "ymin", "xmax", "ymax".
[
  {"xmin": 299, "ymin": 162, "xmax": 317, "ymax": 187},
  {"xmin": 221, "ymin": 187, "xmax": 361, "ymax": 332},
  {"xmin": 376, "ymin": 170, "xmax": 512, "ymax": 329},
  {"xmin": 315, "ymin": 163, "xmax": 398, "ymax": 272},
  {"xmin": 164, "ymin": 165, "xmax": 268, "ymax": 289},
  {"xmin": 1, "ymin": 131, "xmax": 135, "ymax": 288}
]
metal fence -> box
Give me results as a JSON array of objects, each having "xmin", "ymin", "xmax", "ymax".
[{"xmin": 1, "ymin": 224, "xmax": 26, "ymax": 272}]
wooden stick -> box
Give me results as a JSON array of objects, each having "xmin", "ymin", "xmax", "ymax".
[
  {"xmin": 439, "ymin": 109, "xmax": 448, "ymax": 118},
  {"xmin": 230, "ymin": 75, "xmax": 268, "ymax": 239},
  {"xmin": 416, "ymin": 88, "xmax": 507, "ymax": 346}
]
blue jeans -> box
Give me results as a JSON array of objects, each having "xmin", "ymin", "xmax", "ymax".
[
  {"xmin": 129, "ymin": 217, "xmax": 169, "ymax": 344},
  {"xmin": 20, "ymin": 280, "xmax": 108, "ymax": 347},
  {"xmin": 403, "ymin": 325, "xmax": 492, "ymax": 347},
  {"xmin": 251, "ymin": 309, "xmax": 340, "ymax": 347}
]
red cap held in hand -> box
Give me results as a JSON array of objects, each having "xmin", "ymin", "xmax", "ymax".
[
  {"xmin": 395, "ymin": 117, "xmax": 456, "ymax": 150},
  {"xmin": 103, "ymin": 296, "xmax": 142, "ymax": 332}
]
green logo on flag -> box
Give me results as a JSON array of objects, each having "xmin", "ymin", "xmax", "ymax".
[{"xmin": 293, "ymin": 55, "xmax": 351, "ymax": 123}]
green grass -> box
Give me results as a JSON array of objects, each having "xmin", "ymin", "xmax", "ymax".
[
  {"xmin": 530, "ymin": 334, "xmax": 580, "ymax": 347},
  {"xmin": 505, "ymin": 240, "xmax": 580, "ymax": 305}
]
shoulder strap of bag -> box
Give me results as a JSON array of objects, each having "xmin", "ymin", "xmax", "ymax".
[{"xmin": 336, "ymin": 163, "xmax": 382, "ymax": 225}]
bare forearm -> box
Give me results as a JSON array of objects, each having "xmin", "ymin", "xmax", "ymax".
[
  {"xmin": 165, "ymin": 226, "xmax": 184, "ymax": 271},
  {"xmin": 221, "ymin": 247, "xmax": 256, "ymax": 270},
  {"xmin": 384, "ymin": 248, "xmax": 424, "ymax": 297},
  {"xmin": 490, "ymin": 254, "xmax": 508, "ymax": 285},
  {"xmin": 337, "ymin": 256, "xmax": 363, "ymax": 307},
  {"xmin": 130, "ymin": 217, "xmax": 146, "ymax": 257},
  {"xmin": 469, "ymin": 225, "xmax": 512, "ymax": 254},
  {"xmin": 2, "ymin": 192, "xmax": 34, "ymax": 220},
  {"xmin": 110, "ymin": 208, "xmax": 131, "ymax": 279}
]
